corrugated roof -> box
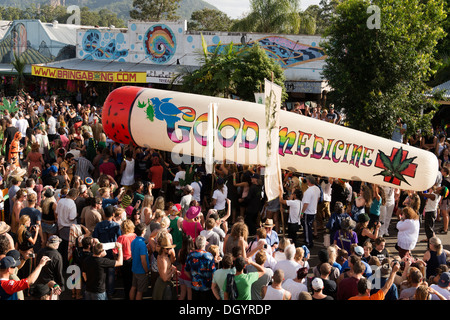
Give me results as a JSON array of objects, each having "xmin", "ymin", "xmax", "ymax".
[
  {"xmin": 430, "ymin": 80, "xmax": 450, "ymax": 99},
  {"xmin": 0, "ymin": 21, "xmax": 12, "ymax": 39},
  {"xmin": 40, "ymin": 21, "xmax": 79, "ymax": 45}
]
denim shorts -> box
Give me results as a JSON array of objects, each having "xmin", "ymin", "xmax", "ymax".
[
  {"xmin": 41, "ymin": 221, "xmax": 58, "ymax": 235},
  {"xmin": 84, "ymin": 291, "xmax": 108, "ymax": 300},
  {"xmin": 178, "ymin": 277, "xmax": 192, "ymax": 288}
]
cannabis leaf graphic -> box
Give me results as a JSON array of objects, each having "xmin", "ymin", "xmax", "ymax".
[
  {"xmin": 374, "ymin": 147, "xmax": 417, "ymax": 186},
  {"xmin": 136, "ymin": 99, "xmax": 155, "ymax": 122},
  {"xmin": 137, "ymin": 100, "xmax": 146, "ymax": 109},
  {"xmin": 146, "ymin": 99, "xmax": 155, "ymax": 122}
]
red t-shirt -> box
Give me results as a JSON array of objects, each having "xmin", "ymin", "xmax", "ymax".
[
  {"xmin": 114, "ymin": 233, "xmax": 137, "ymax": 260},
  {"xmin": 99, "ymin": 161, "xmax": 117, "ymax": 178},
  {"xmin": 149, "ymin": 165, "xmax": 164, "ymax": 189},
  {"xmin": 337, "ymin": 276, "xmax": 359, "ymax": 301},
  {"xmin": 0, "ymin": 278, "xmax": 29, "ymax": 300}
]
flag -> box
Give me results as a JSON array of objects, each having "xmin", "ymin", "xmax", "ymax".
[
  {"xmin": 205, "ymin": 103, "xmax": 218, "ymax": 174},
  {"xmin": 264, "ymin": 79, "xmax": 282, "ymax": 202}
]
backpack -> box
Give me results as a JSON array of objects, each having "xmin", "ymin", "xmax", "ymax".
[
  {"xmin": 226, "ymin": 273, "xmax": 238, "ymax": 300},
  {"xmin": 317, "ymin": 184, "xmax": 324, "ymax": 204}
]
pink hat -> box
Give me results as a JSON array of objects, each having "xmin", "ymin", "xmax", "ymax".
[
  {"xmin": 185, "ymin": 206, "xmax": 201, "ymax": 220},
  {"xmin": 172, "ymin": 204, "xmax": 181, "ymax": 212},
  {"xmin": 125, "ymin": 206, "xmax": 134, "ymax": 217}
]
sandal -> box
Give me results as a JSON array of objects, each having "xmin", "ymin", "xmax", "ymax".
[{"xmin": 440, "ymin": 229, "xmax": 448, "ymax": 235}]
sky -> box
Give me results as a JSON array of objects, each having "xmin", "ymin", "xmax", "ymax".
[{"xmin": 203, "ymin": 0, "xmax": 322, "ymax": 19}]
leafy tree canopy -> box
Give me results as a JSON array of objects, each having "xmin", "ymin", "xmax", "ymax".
[{"xmin": 322, "ymin": 0, "xmax": 446, "ymax": 139}]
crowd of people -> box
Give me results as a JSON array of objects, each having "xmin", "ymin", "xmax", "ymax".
[{"xmin": 0, "ymin": 90, "xmax": 449, "ymax": 301}]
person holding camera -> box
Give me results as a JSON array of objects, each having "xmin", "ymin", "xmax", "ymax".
[
  {"xmin": 349, "ymin": 260, "xmax": 400, "ymax": 300},
  {"xmin": 16, "ymin": 215, "xmax": 39, "ymax": 257},
  {"xmin": 396, "ymin": 207, "xmax": 420, "ymax": 258},
  {"xmin": 0, "ymin": 254, "xmax": 51, "ymax": 300},
  {"xmin": 392, "ymin": 117, "xmax": 407, "ymax": 143}
]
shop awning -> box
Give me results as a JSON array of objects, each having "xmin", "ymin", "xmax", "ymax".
[
  {"xmin": 284, "ymin": 80, "xmax": 330, "ymax": 94},
  {"xmin": 0, "ymin": 64, "xmax": 32, "ymax": 75},
  {"xmin": 31, "ymin": 58, "xmax": 193, "ymax": 85}
]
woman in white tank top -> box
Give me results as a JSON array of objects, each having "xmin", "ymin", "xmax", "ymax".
[{"xmin": 120, "ymin": 150, "xmax": 135, "ymax": 187}]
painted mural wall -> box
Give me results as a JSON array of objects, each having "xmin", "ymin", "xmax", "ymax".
[
  {"xmin": 76, "ymin": 21, "xmax": 326, "ymax": 82},
  {"xmin": 0, "ymin": 20, "xmax": 76, "ymax": 64}
]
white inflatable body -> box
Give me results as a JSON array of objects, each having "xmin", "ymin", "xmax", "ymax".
[{"xmin": 102, "ymin": 86, "xmax": 438, "ymax": 191}]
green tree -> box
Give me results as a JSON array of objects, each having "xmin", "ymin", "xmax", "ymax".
[
  {"xmin": 0, "ymin": 7, "xmax": 23, "ymax": 20},
  {"xmin": 38, "ymin": 5, "xmax": 70, "ymax": 23},
  {"xmin": 315, "ymin": 0, "xmax": 341, "ymax": 34},
  {"xmin": 12, "ymin": 53, "xmax": 26, "ymax": 92},
  {"xmin": 298, "ymin": 12, "xmax": 317, "ymax": 35},
  {"xmin": 188, "ymin": 8, "xmax": 232, "ymax": 31},
  {"xmin": 97, "ymin": 8, "xmax": 126, "ymax": 28},
  {"xmin": 130, "ymin": 0, "xmax": 181, "ymax": 21},
  {"xmin": 322, "ymin": 0, "xmax": 446, "ymax": 138},
  {"xmin": 80, "ymin": 6, "xmax": 100, "ymax": 26},
  {"xmin": 429, "ymin": 0, "xmax": 450, "ymax": 87},
  {"xmin": 232, "ymin": 45, "xmax": 287, "ymax": 102},
  {"xmin": 231, "ymin": 0, "xmax": 301, "ymax": 34}
]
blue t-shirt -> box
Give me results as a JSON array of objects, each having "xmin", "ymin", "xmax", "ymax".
[
  {"xmin": 102, "ymin": 197, "xmax": 119, "ymax": 210},
  {"xmin": 131, "ymin": 236, "xmax": 149, "ymax": 274},
  {"xmin": 370, "ymin": 198, "xmax": 381, "ymax": 216},
  {"xmin": 341, "ymin": 259, "xmax": 373, "ymax": 278},
  {"xmin": 19, "ymin": 207, "xmax": 42, "ymax": 225},
  {"xmin": 93, "ymin": 220, "xmax": 121, "ymax": 258}
]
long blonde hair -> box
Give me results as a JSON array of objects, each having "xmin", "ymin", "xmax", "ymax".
[
  {"xmin": 430, "ymin": 236, "xmax": 443, "ymax": 256},
  {"xmin": 17, "ymin": 215, "xmax": 30, "ymax": 244},
  {"xmin": 153, "ymin": 196, "xmax": 165, "ymax": 211},
  {"xmin": 142, "ymin": 194, "xmax": 154, "ymax": 209},
  {"xmin": 42, "ymin": 194, "xmax": 56, "ymax": 215}
]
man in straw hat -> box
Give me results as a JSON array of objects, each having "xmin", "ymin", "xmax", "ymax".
[{"xmin": 263, "ymin": 218, "xmax": 279, "ymax": 252}]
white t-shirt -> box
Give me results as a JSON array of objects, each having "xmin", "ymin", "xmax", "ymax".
[
  {"xmin": 430, "ymin": 284, "xmax": 450, "ymax": 300},
  {"xmin": 286, "ymin": 199, "xmax": 301, "ymax": 225},
  {"xmin": 174, "ymin": 170, "xmax": 186, "ymax": 190},
  {"xmin": 35, "ymin": 133, "xmax": 49, "ymax": 154},
  {"xmin": 382, "ymin": 186, "xmax": 396, "ymax": 205},
  {"xmin": 180, "ymin": 194, "xmax": 193, "ymax": 216},
  {"xmin": 424, "ymin": 193, "xmax": 441, "ymax": 212},
  {"xmin": 15, "ymin": 118, "xmax": 29, "ymax": 136},
  {"xmin": 48, "ymin": 116, "xmax": 57, "ymax": 135},
  {"xmin": 282, "ymin": 278, "xmax": 308, "ymax": 300},
  {"xmin": 273, "ymin": 259, "xmax": 301, "ymax": 281},
  {"xmin": 302, "ymin": 185, "xmax": 321, "ymax": 215},
  {"xmin": 212, "ymin": 186, "xmax": 228, "ymax": 210},
  {"xmin": 190, "ymin": 181, "xmax": 202, "ymax": 202},
  {"xmin": 321, "ymin": 181, "xmax": 332, "ymax": 202},
  {"xmin": 56, "ymin": 198, "xmax": 77, "ymax": 228}
]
